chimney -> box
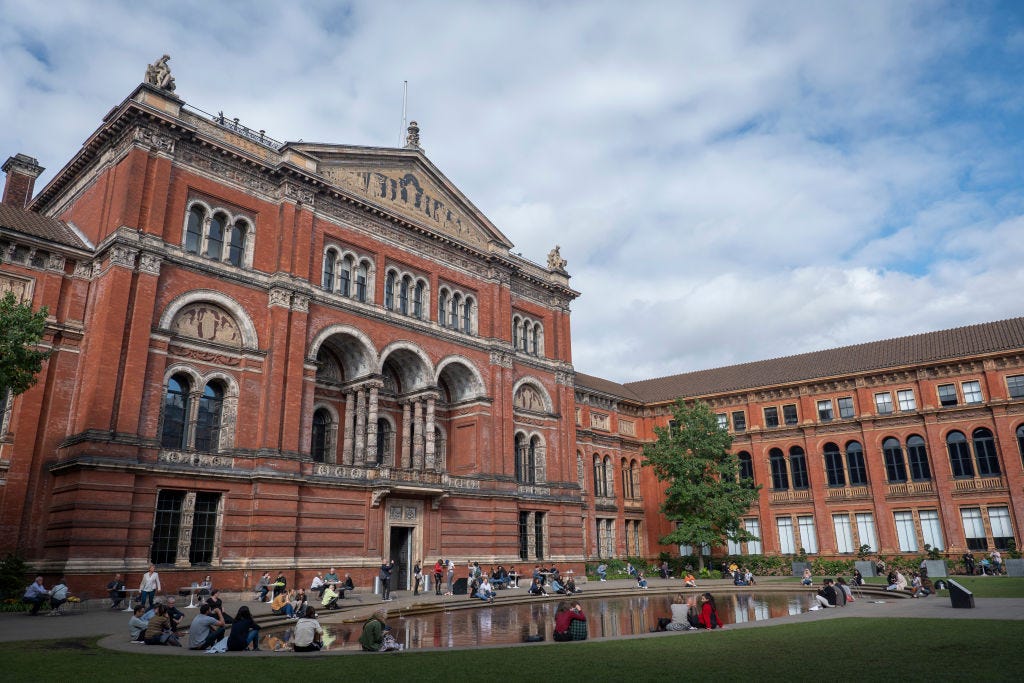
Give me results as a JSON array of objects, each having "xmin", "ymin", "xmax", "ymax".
[{"xmin": 2, "ymin": 154, "xmax": 45, "ymax": 209}]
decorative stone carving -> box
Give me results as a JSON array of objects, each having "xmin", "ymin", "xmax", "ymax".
[
  {"xmin": 547, "ymin": 245, "xmax": 567, "ymax": 271},
  {"xmin": 72, "ymin": 260, "xmax": 92, "ymax": 279},
  {"xmin": 282, "ymin": 183, "xmax": 315, "ymax": 206},
  {"xmin": 158, "ymin": 451, "xmax": 234, "ymax": 468},
  {"xmin": 144, "ymin": 54, "xmax": 176, "ymax": 92},
  {"xmin": 555, "ymin": 370, "xmax": 575, "ymax": 387},
  {"xmin": 291, "ymin": 294, "xmax": 310, "ymax": 313},
  {"xmin": 268, "ymin": 288, "xmax": 291, "ymax": 308},
  {"xmin": 138, "ymin": 253, "xmax": 162, "ymax": 276},
  {"xmin": 108, "ymin": 246, "xmax": 137, "ymax": 270},
  {"xmin": 489, "ymin": 351, "xmax": 513, "ymax": 368},
  {"xmin": 46, "ymin": 253, "xmax": 66, "ymax": 272},
  {"xmin": 371, "ymin": 489, "xmax": 391, "ymax": 508},
  {"xmin": 177, "ymin": 142, "xmax": 277, "ymax": 197},
  {"xmin": 133, "ymin": 126, "xmax": 175, "ymax": 154},
  {"xmin": 514, "ymin": 385, "xmax": 546, "ymax": 412},
  {"xmin": 405, "ymin": 121, "xmax": 421, "ymax": 150},
  {"xmin": 0, "ymin": 274, "xmax": 33, "ymax": 304},
  {"xmin": 170, "ymin": 303, "xmax": 243, "ymax": 348},
  {"xmin": 167, "ymin": 345, "xmax": 242, "ymax": 366}
]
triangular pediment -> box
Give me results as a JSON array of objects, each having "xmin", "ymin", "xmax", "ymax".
[{"xmin": 289, "ymin": 144, "xmax": 513, "ymax": 250}]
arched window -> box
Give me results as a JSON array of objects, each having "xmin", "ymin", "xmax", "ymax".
[
  {"xmin": 972, "ymin": 428, "xmax": 1001, "ymax": 476},
  {"xmin": 630, "ymin": 459, "xmax": 640, "ymax": 497},
  {"xmin": 413, "ymin": 281, "xmax": 425, "ymax": 319},
  {"xmin": 399, "ymin": 276, "xmax": 410, "ymax": 315},
  {"xmin": 947, "ymin": 431, "xmax": 973, "ymax": 478},
  {"xmin": 385, "ymin": 271, "xmax": 396, "ymax": 310},
  {"xmin": 528, "ymin": 436, "xmax": 541, "ymax": 484},
  {"xmin": 532, "ymin": 323, "xmax": 541, "ymax": 355},
  {"xmin": 883, "ymin": 437, "xmax": 907, "ymax": 483},
  {"xmin": 227, "ymin": 220, "xmax": 247, "ymax": 266},
  {"xmin": 161, "ymin": 374, "xmax": 191, "ymax": 449},
  {"xmin": 906, "ymin": 435, "xmax": 931, "ymax": 481},
  {"xmin": 311, "ymin": 409, "xmax": 330, "ymax": 463},
  {"xmin": 593, "ymin": 455, "xmax": 604, "ymax": 497},
  {"xmin": 440, "ymin": 290, "xmax": 450, "ymax": 328},
  {"xmin": 790, "ymin": 446, "xmax": 809, "ymax": 489},
  {"xmin": 339, "ymin": 256, "xmax": 352, "ymax": 297},
  {"xmin": 515, "ymin": 434, "xmax": 527, "ymax": 483},
  {"xmin": 603, "ymin": 455, "xmax": 614, "ymax": 496},
  {"xmin": 205, "ymin": 213, "xmax": 226, "ymax": 260},
  {"xmin": 355, "ymin": 261, "xmax": 368, "ymax": 302},
  {"xmin": 512, "ymin": 316, "xmax": 521, "ymax": 347},
  {"xmin": 521, "ymin": 322, "xmax": 530, "ymax": 352},
  {"xmin": 185, "ymin": 206, "xmax": 204, "ymax": 254},
  {"xmin": 376, "ymin": 419, "xmax": 392, "ymax": 466},
  {"xmin": 450, "ymin": 293, "xmax": 461, "ymax": 330},
  {"xmin": 738, "ymin": 451, "xmax": 754, "ymax": 482},
  {"xmin": 195, "ymin": 382, "xmax": 224, "ymax": 452},
  {"xmin": 462, "ymin": 297, "xmax": 473, "ymax": 334},
  {"xmin": 846, "ymin": 441, "xmax": 867, "ymax": 485},
  {"xmin": 823, "ymin": 443, "xmax": 845, "ymax": 487},
  {"xmin": 1017, "ymin": 424, "xmax": 1024, "ymax": 469},
  {"xmin": 322, "ymin": 250, "xmax": 336, "ymax": 292},
  {"xmin": 770, "ymin": 448, "xmax": 789, "ymax": 490}
]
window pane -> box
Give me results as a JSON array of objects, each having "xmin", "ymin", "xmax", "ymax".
[
  {"xmin": 161, "ymin": 376, "xmax": 189, "ymax": 449},
  {"xmin": 311, "ymin": 409, "xmax": 329, "ymax": 463},
  {"xmin": 855, "ymin": 513, "xmax": 877, "ymax": 552},
  {"xmin": 189, "ymin": 492, "xmax": 220, "ymax": 565},
  {"xmin": 920, "ymin": 510, "xmax": 944, "ymax": 551},
  {"xmin": 989, "ymin": 507, "xmax": 1014, "ymax": 550},
  {"xmin": 195, "ymin": 384, "xmax": 223, "ymax": 453},
  {"xmin": 185, "ymin": 206, "xmax": 204, "ymax": 254},
  {"xmin": 322, "ymin": 251, "xmax": 336, "ymax": 291},
  {"xmin": 227, "ymin": 222, "xmax": 245, "ymax": 266},
  {"xmin": 783, "ymin": 404, "xmax": 798, "ymax": 425},
  {"xmin": 790, "ymin": 448, "xmax": 809, "ymax": 489},
  {"xmin": 947, "ymin": 432, "xmax": 974, "ymax": 478},
  {"xmin": 340, "ymin": 261, "xmax": 351, "ymax": 297},
  {"xmin": 797, "ymin": 515, "xmax": 817, "ymax": 554},
  {"xmin": 731, "ymin": 411, "xmax": 746, "ymax": 431},
  {"xmin": 883, "ymin": 438, "xmax": 907, "ymax": 483},
  {"xmin": 764, "ymin": 406, "xmax": 779, "ymax": 428},
  {"xmin": 1008, "ymin": 375, "xmax": 1024, "ymax": 399},
  {"xmin": 745, "ymin": 519, "xmax": 762, "ymax": 554},
  {"xmin": 837, "ymin": 397, "xmax": 854, "ymax": 419},
  {"xmin": 938, "ymin": 383, "xmax": 958, "ymax": 407},
  {"xmin": 907, "ymin": 435, "xmax": 931, "ymax": 481},
  {"xmin": 961, "ymin": 508, "xmax": 986, "ymax": 551},
  {"xmin": 894, "ymin": 511, "xmax": 917, "ymax": 552},
  {"xmin": 151, "ymin": 490, "xmax": 185, "ymax": 565},
  {"xmin": 824, "ymin": 444, "xmax": 845, "ymax": 487},
  {"xmin": 716, "ymin": 414, "xmax": 727, "ymax": 430},
  {"xmin": 817, "ymin": 400, "xmax": 833, "ymax": 421},
  {"xmin": 738, "ymin": 452, "xmax": 754, "ymax": 481},
  {"xmin": 847, "ymin": 442, "xmax": 867, "ymax": 485},
  {"xmin": 875, "ymin": 393, "xmax": 894, "ymax": 415},
  {"xmin": 206, "ymin": 214, "xmax": 225, "ymax": 260},
  {"xmin": 962, "ymin": 380, "xmax": 982, "ymax": 404},
  {"xmin": 770, "ymin": 450, "xmax": 788, "ymax": 490},
  {"xmin": 833, "ymin": 514, "xmax": 853, "ymax": 553},
  {"xmin": 972, "ymin": 428, "xmax": 1001, "ymax": 477},
  {"xmin": 777, "ymin": 518, "xmax": 795, "ymax": 555},
  {"xmin": 897, "ymin": 389, "xmax": 916, "ymax": 411}
]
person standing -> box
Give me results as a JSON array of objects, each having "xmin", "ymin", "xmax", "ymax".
[
  {"xmin": 433, "ymin": 558, "xmax": 444, "ymax": 596},
  {"xmin": 962, "ymin": 552, "xmax": 976, "ymax": 576},
  {"xmin": 379, "ymin": 559, "xmax": 395, "ymax": 601},
  {"xmin": 139, "ymin": 565, "xmax": 161, "ymax": 610},
  {"xmin": 413, "ymin": 559, "xmax": 423, "ymax": 596},
  {"xmin": 446, "ymin": 558, "xmax": 455, "ymax": 596},
  {"xmin": 991, "ymin": 550, "xmax": 1003, "ymax": 575}
]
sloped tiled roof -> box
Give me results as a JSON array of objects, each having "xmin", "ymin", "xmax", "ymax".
[
  {"xmin": 577, "ymin": 317, "xmax": 1024, "ymax": 404},
  {"xmin": 0, "ymin": 203, "xmax": 89, "ymax": 250}
]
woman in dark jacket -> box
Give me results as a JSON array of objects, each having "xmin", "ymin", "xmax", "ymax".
[
  {"xmin": 227, "ymin": 605, "xmax": 261, "ymax": 651},
  {"xmin": 697, "ymin": 592, "xmax": 722, "ymax": 629}
]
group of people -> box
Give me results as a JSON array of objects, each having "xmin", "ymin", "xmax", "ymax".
[
  {"xmin": 526, "ymin": 564, "xmax": 581, "ymax": 597},
  {"xmin": 809, "ymin": 577, "xmax": 854, "ymax": 610},
  {"xmin": 21, "ymin": 576, "xmax": 74, "ymax": 616},
  {"xmin": 962, "ymin": 550, "xmax": 1004, "ymax": 575},
  {"xmin": 654, "ymin": 592, "xmax": 723, "ymax": 631}
]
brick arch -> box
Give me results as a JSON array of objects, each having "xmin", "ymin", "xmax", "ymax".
[
  {"xmin": 379, "ymin": 341, "xmax": 435, "ymax": 394},
  {"xmin": 435, "ymin": 355, "xmax": 486, "ymax": 402},
  {"xmin": 159, "ymin": 289, "xmax": 259, "ymax": 350},
  {"xmin": 308, "ymin": 324, "xmax": 379, "ymax": 381}
]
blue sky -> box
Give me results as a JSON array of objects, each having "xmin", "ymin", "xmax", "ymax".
[{"xmin": 2, "ymin": 1, "xmax": 1023, "ymax": 382}]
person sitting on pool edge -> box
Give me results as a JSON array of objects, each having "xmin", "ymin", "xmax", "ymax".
[
  {"xmin": 359, "ymin": 608, "xmax": 402, "ymax": 652},
  {"xmin": 683, "ymin": 572, "xmax": 697, "ymax": 587},
  {"xmin": 271, "ymin": 589, "xmax": 296, "ymax": 618},
  {"xmin": 553, "ymin": 601, "xmax": 588, "ymax": 641},
  {"xmin": 528, "ymin": 576, "xmax": 547, "ymax": 596},
  {"xmin": 293, "ymin": 606, "xmax": 324, "ymax": 652},
  {"xmin": 697, "ymin": 592, "xmax": 722, "ymax": 629},
  {"xmin": 636, "ymin": 572, "xmax": 649, "ymax": 589}
]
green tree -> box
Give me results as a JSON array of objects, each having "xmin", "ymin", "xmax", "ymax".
[
  {"xmin": 642, "ymin": 399, "xmax": 761, "ymax": 569},
  {"xmin": 0, "ymin": 291, "xmax": 50, "ymax": 399}
]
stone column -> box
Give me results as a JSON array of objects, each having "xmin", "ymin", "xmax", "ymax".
[
  {"xmin": 412, "ymin": 400, "xmax": 424, "ymax": 470},
  {"xmin": 366, "ymin": 384, "xmax": 379, "ymax": 466},
  {"xmin": 354, "ymin": 388, "xmax": 367, "ymax": 465},
  {"xmin": 342, "ymin": 391, "xmax": 355, "ymax": 466},
  {"xmin": 401, "ymin": 402, "xmax": 412, "ymax": 469},
  {"xmin": 425, "ymin": 395, "xmax": 436, "ymax": 470},
  {"xmin": 526, "ymin": 511, "xmax": 536, "ymax": 560},
  {"xmin": 175, "ymin": 491, "xmax": 197, "ymax": 568}
]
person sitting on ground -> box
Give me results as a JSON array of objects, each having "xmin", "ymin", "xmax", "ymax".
[
  {"xmin": 636, "ymin": 572, "xmax": 649, "ymax": 589},
  {"xmin": 553, "ymin": 600, "xmax": 588, "ymax": 641},
  {"xmin": 528, "ymin": 576, "xmax": 547, "ymax": 596},
  {"xmin": 49, "ymin": 577, "xmax": 70, "ymax": 615},
  {"xmin": 532, "ymin": 565, "xmax": 545, "ymax": 587},
  {"xmin": 686, "ymin": 599, "xmax": 701, "ymax": 629},
  {"xmin": 310, "ymin": 573, "xmax": 324, "ymax": 598},
  {"xmin": 475, "ymin": 576, "xmax": 496, "ymax": 602},
  {"xmin": 273, "ymin": 571, "xmax": 287, "ymax": 598},
  {"xmin": 801, "ymin": 568, "xmax": 813, "ymax": 586},
  {"xmin": 551, "ymin": 575, "xmax": 567, "ymax": 594},
  {"xmin": 23, "ymin": 576, "xmax": 50, "ymax": 616},
  {"xmin": 810, "ymin": 578, "xmax": 843, "ymax": 610},
  {"xmin": 359, "ymin": 608, "xmax": 402, "ymax": 651},
  {"xmin": 227, "ymin": 605, "xmax": 261, "ymax": 651},
  {"xmin": 508, "ymin": 565, "xmax": 519, "ymax": 588},
  {"xmin": 163, "ymin": 596, "xmax": 185, "ymax": 629},
  {"xmin": 852, "ymin": 569, "xmax": 864, "ymax": 586},
  {"xmin": 915, "ymin": 575, "xmax": 934, "ymax": 598},
  {"xmin": 733, "ymin": 570, "xmax": 748, "ymax": 587},
  {"xmin": 565, "ymin": 576, "xmax": 581, "ymax": 594},
  {"xmin": 657, "ymin": 593, "xmax": 694, "ymax": 631},
  {"xmin": 206, "ymin": 588, "xmax": 233, "ymax": 624},
  {"xmin": 107, "ymin": 573, "xmax": 126, "ymax": 610},
  {"xmin": 144, "ymin": 604, "xmax": 181, "ymax": 646},
  {"xmin": 293, "ymin": 605, "xmax": 324, "ymax": 652},
  {"xmin": 256, "ymin": 572, "xmax": 271, "ymax": 602},
  {"xmin": 683, "ymin": 572, "xmax": 697, "ymax": 588},
  {"xmin": 187, "ymin": 603, "xmax": 226, "ymax": 650},
  {"xmin": 271, "ymin": 589, "xmax": 296, "ymax": 618},
  {"xmin": 886, "ymin": 570, "xmax": 908, "ymax": 592},
  {"xmin": 492, "ymin": 565, "xmax": 508, "ymax": 589},
  {"xmin": 836, "ymin": 576, "xmax": 853, "ymax": 603},
  {"xmin": 322, "ymin": 583, "xmax": 341, "ymax": 610},
  {"xmin": 129, "ymin": 605, "xmax": 149, "ymax": 641},
  {"xmin": 292, "ymin": 588, "xmax": 308, "ymax": 616},
  {"xmin": 596, "ymin": 563, "xmax": 608, "ymax": 582},
  {"xmin": 697, "ymin": 592, "xmax": 723, "ymax": 629}
]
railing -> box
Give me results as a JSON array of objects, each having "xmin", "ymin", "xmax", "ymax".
[
  {"xmin": 953, "ymin": 476, "xmax": 1007, "ymax": 493},
  {"xmin": 182, "ymin": 104, "xmax": 285, "ymax": 151},
  {"xmin": 825, "ymin": 485, "xmax": 872, "ymax": 500},
  {"xmin": 770, "ymin": 489, "xmax": 813, "ymax": 504},
  {"xmin": 886, "ymin": 480, "xmax": 935, "ymax": 497}
]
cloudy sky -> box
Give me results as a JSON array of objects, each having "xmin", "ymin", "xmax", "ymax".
[{"xmin": 3, "ymin": 1, "xmax": 1023, "ymax": 383}]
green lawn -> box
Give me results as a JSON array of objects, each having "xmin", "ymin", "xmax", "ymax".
[
  {"xmin": 861, "ymin": 575, "xmax": 1024, "ymax": 598},
  {"xmin": 5, "ymin": 618, "xmax": 1024, "ymax": 682}
]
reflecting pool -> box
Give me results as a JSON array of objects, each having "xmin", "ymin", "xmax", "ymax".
[{"xmin": 262, "ymin": 592, "xmax": 815, "ymax": 651}]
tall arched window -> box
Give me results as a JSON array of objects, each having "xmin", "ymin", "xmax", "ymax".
[
  {"xmin": 462, "ymin": 297, "xmax": 473, "ymax": 333},
  {"xmin": 527, "ymin": 436, "xmax": 540, "ymax": 484},
  {"xmin": 630, "ymin": 459, "xmax": 640, "ymax": 497},
  {"xmin": 185, "ymin": 206, "xmax": 204, "ymax": 254},
  {"xmin": 205, "ymin": 213, "xmax": 226, "ymax": 260},
  {"xmin": 227, "ymin": 220, "xmax": 247, "ymax": 266},
  {"xmin": 790, "ymin": 446, "xmax": 809, "ymax": 489},
  {"xmin": 311, "ymin": 409, "xmax": 330, "ymax": 463},
  {"xmin": 1017, "ymin": 424, "xmax": 1024, "ymax": 469},
  {"xmin": 593, "ymin": 455, "xmax": 604, "ymax": 496},
  {"xmin": 413, "ymin": 281, "xmax": 425, "ymax": 319},
  {"xmin": 322, "ymin": 250, "xmax": 336, "ymax": 292},
  {"xmin": 947, "ymin": 431, "xmax": 973, "ymax": 478},
  {"xmin": 515, "ymin": 434, "xmax": 527, "ymax": 482},
  {"xmin": 603, "ymin": 455, "xmax": 614, "ymax": 496},
  {"xmin": 823, "ymin": 443, "xmax": 845, "ymax": 486},
  {"xmin": 512, "ymin": 316, "xmax": 521, "ymax": 347},
  {"xmin": 339, "ymin": 256, "xmax": 352, "ymax": 296},
  {"xmin": 906, "ymin": 435, "xmax": 931, "ymax": 481},
  {"xmin": 385, "ymin": 271, "xmax": 396, "ymax": 310},
  {"xmin": 354, "ymin": 262, "xmax": 368, "ymax": 302},
  {"xmin": 972, "ymin": 428, "xmax": 1000, "ymax": 476},
  {"xmin": 621, "ymin": 458, "xmax": 631, "ymax": 498},
  {"xmin": 846, "ymin": 441, "xmax": 867, "ymax": 485},
  {"xmin": 195, "ymin": 382, "xmax": 224, "ymax": 452},
  {"xmin": 376, "ymin": 419, "xmax": 392, "ymax": 466},
  {"xmin": 450, "ymin": 293, "xmax": 462, "ymax": 331},
  {"xmin": 439, "ymin": 290, "xmax": 450, "ymax": 327},
  {"xmin": 399, "ymin": 276, "xmax": 410, "ymax": 315},
  {"xmin": 738, "ymin": 451, "xmax": 754, "ymax": 483},
  {"xmin": 883, "ymin": 437, "xmax": 907, "ymax": 483},
  {"xmin": 532, "ymin": 323, "xmax": 541, "ymax": 355},
  {"xmin": 770, "ymin": 448, "xmax": 789, "ymax": 490},
  {"xmin": 161, "ymin": 374, "xmax": 191, "ymax": 449}
]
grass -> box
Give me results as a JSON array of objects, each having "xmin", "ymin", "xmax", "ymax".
[
  {"xmin": 4, "ymin": 618, "xmax": 1024, "ymax": 682},
  {"xmin": 861, "ymin": 575, "xmax": 1024, "ymax": 598}
]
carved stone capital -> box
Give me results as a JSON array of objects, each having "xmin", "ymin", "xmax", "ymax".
[
  {"xmin": 138, "ymin": 253, "xmax": 162, "ymax": 276},
  {"xmin": 46, "ymin": 253, "xmax": 66, "ymax": 272},
  {"xmin": 371, "ymin": 488, "xmax": 391, "ymax": 508},
  {"xmin": 555, "ymin": 370, "xmax": 575, "ymax": 387},
  {"xmin": 281, "ymin": 182, "xmax": 315, "ymax": 206},
  {"xmin": 291, "ymin": 294, "xmax": 309, "ymax": 312},
  {"xmin": 489, "ymin": 351, "xmax": 514, "ymax": 369},
  {"xmin": 268, "ymin": 288, "xmax": 291, "ymax": 308},
  {"xmin": 108, "ymin": 246, "xmax": 138, "ymax": 270},
  {"xmin": 133, "ymin": 126, "xmax": 175, "ymax": 154}
]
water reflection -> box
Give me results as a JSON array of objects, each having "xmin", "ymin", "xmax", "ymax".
[{"xmin": 264, "ymin": 592, "xmax": 815, "ymax": 651}]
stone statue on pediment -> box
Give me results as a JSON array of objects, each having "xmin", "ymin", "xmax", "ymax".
[
  {"xmin": 145, "ymin": 54, "xmax": 176, "ymax": 92},
  {"xmin": 547, "ymin": 245, "xmax": 567, "ymax": 271}
]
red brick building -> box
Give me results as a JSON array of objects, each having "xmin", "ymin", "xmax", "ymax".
[{"xmin": 1, "ymin": 67, "xmax": 1021, "ymax": 589}]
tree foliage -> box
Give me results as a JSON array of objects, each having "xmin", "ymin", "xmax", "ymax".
[
  {"xmin": 642, "ymin": 400, "xmax": 761, "ymax": 567},
  {"xmin": 0, "ymin": 291, "xmax": 50, "ymax": 397}
]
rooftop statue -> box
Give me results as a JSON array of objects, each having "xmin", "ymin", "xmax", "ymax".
[
  {"xmin": 145, "ymin": 54, "xmax": 176, "ymax": 92},
  {"xmin": 547, "ymin": 245, "xmax": 567, "ymax": 271}
]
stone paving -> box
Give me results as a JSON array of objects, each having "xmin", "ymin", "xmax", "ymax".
[{"xmin": 1, "ymin": 577, "xmax": 1020, "ymax": 655}]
